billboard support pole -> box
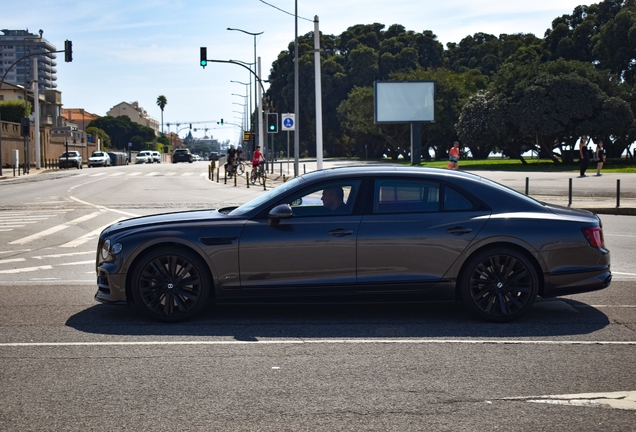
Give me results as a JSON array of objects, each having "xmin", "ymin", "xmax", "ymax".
[{"xmin": 410, "ymin": 122, "xmax": 422, "ymax": 165}]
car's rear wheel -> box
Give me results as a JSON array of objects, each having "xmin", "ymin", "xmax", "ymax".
[
  {"xmin": 460, "ymin": 247, "xmax": 538, "ymax": 322},
  {"xmin": 131, "ymin": 247, "xmax": 211, "ymax": 322}
]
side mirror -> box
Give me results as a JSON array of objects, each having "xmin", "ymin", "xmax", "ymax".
[{"xmin": 268, "ymin": 204, "xmax": 293, "ymax": 227}]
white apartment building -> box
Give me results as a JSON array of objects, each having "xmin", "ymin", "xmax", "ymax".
[{"xmin": 0, "ymin": 29, "xmax": 58, "ymax": 91}]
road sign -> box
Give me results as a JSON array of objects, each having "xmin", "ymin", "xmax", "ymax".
[
  {"xmin": 51, "ymin": 126, "xmax": 72, "ymax": 137},
  {"xmin": 243, "ymin": 131, "xmax": 253, "ymax": 141},
  {"xmin": 282, "ymin": 113, "xmax": 295, "ymax": 131}
]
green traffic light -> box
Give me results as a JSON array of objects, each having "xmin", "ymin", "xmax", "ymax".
[{"xmin": 200, "ymin": 60, "xmax": 207, "ymax": 67}]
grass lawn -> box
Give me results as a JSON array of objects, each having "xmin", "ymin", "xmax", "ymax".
[{"xmin": 412, "ymin": 158, "xmax": 636, "ymax": 173}]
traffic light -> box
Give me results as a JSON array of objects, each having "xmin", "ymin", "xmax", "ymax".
[
  {"xmin": 217, "ymin": 118, "xmax": 224, "ymax": 125},
  {"xmin": 20, "ymin": 118, "xmax": 30, "ymax": 137},
  {"xmin": 267, "ymin": 113, "xmax": 278, "ymax": 133},
  {"xmin": 200, "ymin": 47, "xmax": 207, "ymax": 68},
  {"xmin": 64, "ymin": 40, "xmax": 73, "ymax": 62}
]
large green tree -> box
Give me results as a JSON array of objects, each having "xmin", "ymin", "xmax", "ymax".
[{"xmin": 88, "ymin": 116, "xmax": 155, "ymax": 150}]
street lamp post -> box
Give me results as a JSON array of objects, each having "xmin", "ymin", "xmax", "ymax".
[
  {"xmin": 231, "ymin": 81, "xmax": 250, "ymax": 133},
  {"xmin": 227, "ymin": 28, "xmax": 263, "ymax": 157},
  {"xmin": 22, "ymin": 31, "xmax": 43, "ymax": 173}
]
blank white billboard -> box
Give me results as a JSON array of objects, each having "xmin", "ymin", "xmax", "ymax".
[{"xmin": 374, "ymin": 81, "xmax": 435, "ymax": 123}]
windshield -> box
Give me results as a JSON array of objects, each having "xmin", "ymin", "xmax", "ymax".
[
  {"xmin": 60, "ymin": 152, "xmax": 77, "ymax": 157},
  {"xmin": 91, "ymin": 152, "xmax": 105, "ymax": 157},
  {"xmin": 228, "ymin": 176, "xmax": 306, "ymax": 216}
]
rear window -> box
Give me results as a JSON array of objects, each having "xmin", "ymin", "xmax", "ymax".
[{"xmin": 373, "ymin": 179, "xmax": 476, "ymax": 213}]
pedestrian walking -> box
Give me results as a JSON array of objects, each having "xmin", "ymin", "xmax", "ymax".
[
  {"xmin": 579, "ymin": 136, "xmax": 590, "ymax": 177},
  {"xmin": 596, "ymin": 139, "xmax": 606, "ymax": 176},
  {"xmin": 448, "ymin": 141, "xmax": 460, "ymax": 170}
]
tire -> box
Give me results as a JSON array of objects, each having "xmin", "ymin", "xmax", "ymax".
[
  {"xmin": 131, "ymin": 247, "xmax": 211, "ymax": 322},
  {"xmin": 257, "ymin": 172, "xmax": 266, "ymax": 185},
  {"xmin": 459, "ymin": 247, "xmax": 538, "ymax": 322},
  {"xmin": 236, "ymin": 162, "xmax": 245, "ymax": 176}
]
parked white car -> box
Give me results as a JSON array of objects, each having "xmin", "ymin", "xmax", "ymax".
[
  {"xmin": 151, "ymin": 151, "xmax": 162, "ymax": 163},
  {"xmin": 135, "ymin": 151, "xmax": 153, "ymax": 164},
  {"xmin": 88, "ymin": 151, "xmax": 111, "ymax": 167}
]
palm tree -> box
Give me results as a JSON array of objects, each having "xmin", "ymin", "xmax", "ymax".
[{"xmin": 156, "ymin": 95, "xmax": 167, "ymax": 135}]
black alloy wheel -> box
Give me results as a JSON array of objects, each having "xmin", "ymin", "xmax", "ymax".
[
  {"xmin": 131, "ymin": 247, "xmax": 211, "ymax": 322},
  {"xmin": 460, "ymin": 247, "xmax": 538, "ymax": 322}
]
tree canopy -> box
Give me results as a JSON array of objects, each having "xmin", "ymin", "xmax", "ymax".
[{"xmin": 262, "ymin": 0, "xmax": 636, "ymax": 162}]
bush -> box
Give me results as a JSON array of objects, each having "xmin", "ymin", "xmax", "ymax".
[{"xmin": 0, "ymin": 100, "xmax": 31, "ymax": 123}]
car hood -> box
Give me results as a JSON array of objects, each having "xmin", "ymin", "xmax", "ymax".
[{"xmin": 103, "ymin": 209, "xmax": 231, "ymax": 236}]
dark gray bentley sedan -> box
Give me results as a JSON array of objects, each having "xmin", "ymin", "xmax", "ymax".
[{"xmin": 95, "ymin": 166, "xmax": 611, "ymax": 323}]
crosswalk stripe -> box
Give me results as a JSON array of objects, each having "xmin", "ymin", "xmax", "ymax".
[
  {"xmin": 165, "ymin": 172, "xmax": 176, "ymax": 176},
  {"xmin": 89, "ymin": 172, "xmax": 107, "ymax": 177},
  {"xmin": 145, "ymin": 172, "xmax": 160, "ymax": 177},
  {"xmin": 128, "ymin": 172, "xmax": 142, "ymax": 176},
  {"xmin": 8, "ymin": 211, "xmax": 103, "ymax": 245},
  {"xmin": 0, "ymin": 265, "xmax": 52, "ymax": 274},
  {"xmin": 31, "ymin": 251, "xmax": 93, "ymax": 259},
  {"xmin": 181, "ymin": 172, "xmax": 193, "ymax": 176},
  {"xmin": 0, "ymin": 258, "xmax": 26, "ymax": 265},
  {"xmin": 108, "ymin": 172, "xmax": 124, "ymax": 177},
  {"xmin": 59, "ymin": 260, "xmax": 94, "ymax": 266},
  {"xmin": 60, "ymin": 219, "xmax": 124, "ymax": 248}
]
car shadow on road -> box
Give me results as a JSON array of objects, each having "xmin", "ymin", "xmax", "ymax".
[{"xmin": 65, "ymin": 298, "xmax": 610, "ymax": 339}]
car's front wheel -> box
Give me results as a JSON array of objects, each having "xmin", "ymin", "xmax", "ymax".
[
  {"xmin": 131, "ymin": 247, "xmax": 211, "ymax": 322},
  {"xmin": 460, "ymin": 247, "xmax": 538, "ymax": 322}
]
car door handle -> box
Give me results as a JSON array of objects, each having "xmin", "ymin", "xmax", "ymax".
[
  {"xmin": 447, "ymin": 226, "xmax": 472, "ymax": 235},
  {"xmin": 328, "ymin": 228, "xmax": 354, "ymax": 237}
]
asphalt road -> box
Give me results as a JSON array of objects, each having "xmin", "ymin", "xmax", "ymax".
[{"xmin": 0, "ymin": 161, "xmax": 635, "ymax": 431}]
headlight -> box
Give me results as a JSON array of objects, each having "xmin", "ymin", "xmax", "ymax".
[
  {"xmin": 101, "ymin": 240, "xmax": 111, "ymax": 260},
  {"xmin": 100, "ymin": 239, "xmax": 123, "ymax": 262}
]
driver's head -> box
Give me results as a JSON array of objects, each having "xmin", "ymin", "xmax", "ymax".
[{"xmin": 321, "ymin": 187, "xmax": 344, "ymax": 210}]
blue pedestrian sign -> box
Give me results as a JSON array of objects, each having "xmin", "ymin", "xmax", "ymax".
[{"xmin": 282, "ymin": 113, "xmax": 295, "ymax": 131}]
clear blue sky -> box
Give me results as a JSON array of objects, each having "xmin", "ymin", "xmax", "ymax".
[{"xmin": 6, "ymin": 0, "xmax": 587, "ymax": 145}]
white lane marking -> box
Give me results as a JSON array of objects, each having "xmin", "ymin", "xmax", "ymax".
[
  {"xmin": 0, "ymin": 265, "xmax": 53, "ymax": 274},
  {"xmin": 0, "ymin": 225, "xmax": 25, "ymax": 229},
  {"xmin": 108, "ymin": 172, "xmax": 124, "ymax": 177},
  {"xmin": 165, "ymin": 172, "xmax": 176, "ymax": 176},
  {"xmin": 611, "ymin": 272, "xmax": 636, "ymax": 276},
  {"xmin": 128, "ymin": 172, "xmax": 142, "ymax": 176},
  {"xmin": 604, "ymin": 234, "xmax": 636, "ymax": 238},
  {"xmin": 0, "ymin": 217, "xmax": 52, "ymax": 220},
  {"xmin": 0, "ymin": 249, "xmax": 31, "ymax": 254},
  {"xmin": 89, "ymin": 172, "xmax": 107, "ymax": 177},
  {"xmin": 60, "ymin": 218, "xmax": 125, "ymax": 248},
  {"xmin": 69, "ymin": 197, "xmax": 138, "ymax": 218},
  {"xmin": 59, "ymin": 260, "xmax": 93, "ymax": 266},
  {"xmin": 2, "ymin": 339, "xmax": 636, "ymax": 348},
  {"xmin": 505, "ymin": 391, "xmax": 636, "ymax": 411},
  {"xmin": 0, "ymin": 221, "xmax": 37, "ymax": 225},
  {"xmin": 0, "ymin": 229, "xmax": 14, "ymax": 232},
  {"xmin": 8, "ymin": 211, "xmax": 102, "ymax": 245},
  {"xmin": 181, "ymin": 172, "xmax": 193, "ymax": 176},
  {"xmin": 31, "ymin": 251, "xmax": 93, "ymax": 259},
  {"xmin": 0, "ymin": 258, "xmax": 26, "ymax": 265},
  {"xmin": 145, "ymin": 172, "xmax": 160, "ymax": 177}
]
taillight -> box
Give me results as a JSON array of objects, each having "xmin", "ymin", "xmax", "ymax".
[{"xmin": 582, "ymin": 226, "xmax": 604, "ymax": 248}]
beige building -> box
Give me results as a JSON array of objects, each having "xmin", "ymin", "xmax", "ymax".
[
  {"xmin": 107, "ymin": 101, "xmax": 159, "ymax": 135},
  {"xmin": 61, "ymin": 108, "xmax": 100, "ymax": 131}
]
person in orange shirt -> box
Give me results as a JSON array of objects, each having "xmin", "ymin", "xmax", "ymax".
[{"xmin": 448, "ymin": 141, "xmax": 460, "ymax": 170}]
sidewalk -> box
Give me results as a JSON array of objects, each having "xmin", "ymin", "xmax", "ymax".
[{"xmin": 3, "ymin": 161, "xmax": 635, "ymax": 215}]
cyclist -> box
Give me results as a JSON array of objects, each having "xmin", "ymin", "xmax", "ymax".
[
  {"xmin": 225, "ymin": 145, "xmax": 237, "ymax": 175},
  {"xmin": 251, "ymin": 146, "xmax": 266, "ymax": 181}
]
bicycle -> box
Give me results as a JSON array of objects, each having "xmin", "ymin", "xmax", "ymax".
[
  {"xmin": 235, "ymin": 159, "xmax": 246, "ymax": 176},
  {"xmin": 250, "ymin": 162, "xmax": 267, "ymax": 185}
]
